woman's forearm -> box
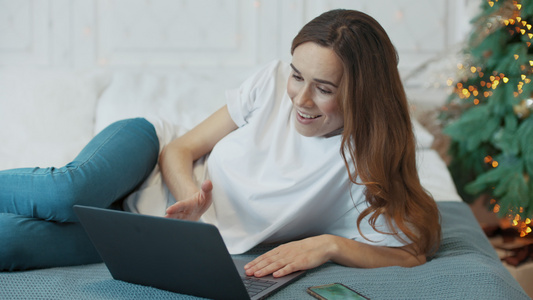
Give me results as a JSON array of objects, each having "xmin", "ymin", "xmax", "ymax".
[
  {"xmin": 159, "ymin": 141, "xmax": 200, "ymax": 202},
  {"xmin": 326, "ymin": 234, "xmax": 426, "ymax": 268},
  {"xmin": 159, "ymin": 105, "xmax": 238, "ymax": 202}
]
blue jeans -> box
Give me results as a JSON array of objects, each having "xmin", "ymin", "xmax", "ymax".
[{"xmin": 0, "ymin": 118, "xmax": 159, "ymax": 271}]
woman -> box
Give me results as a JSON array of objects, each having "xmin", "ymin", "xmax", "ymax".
[
  {"xmin": 161, "ymin": 9, "xmax": 440, "ymax": 278},
  {"xmin": 0, "ymin": 9, "xmax": 440, "ymax": 274}
]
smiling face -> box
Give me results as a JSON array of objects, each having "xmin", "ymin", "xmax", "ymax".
[{"xmin": 287, "ymin": 42, "xmax": 344, "ymax": 138}]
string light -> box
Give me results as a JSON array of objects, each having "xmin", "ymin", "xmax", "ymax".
[
  {"xmin": 447, "ymin": 78, "xmax": 454, "ymax": 86},
  {"xmin": 509, "ymin": 213, "xmax": 533, "ymax": 237}
]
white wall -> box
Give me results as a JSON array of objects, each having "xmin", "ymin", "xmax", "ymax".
[{"xmin": 0, "ymin": 0, "xmax": 480, "ymax": 106}]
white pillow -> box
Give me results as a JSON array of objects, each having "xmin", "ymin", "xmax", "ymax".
[
  {"xmin": 416, "ymin": 149, "xmax": 462, "ymax": 202},
  {"xmin": 412, "ymin": 118, "xmax": 434, "ymax": 149},
  {"xmin": 93, "ymin": 68, "xmax": 253, "ymax": 138},
  {"xmin": 0, "ymin": 68, "xmax": 111, "ymax": 169}
]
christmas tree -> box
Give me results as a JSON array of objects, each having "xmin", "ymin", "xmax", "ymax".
[{"xmin": 441, "ymin": 0, "xmax": 533, "ymax": 237}]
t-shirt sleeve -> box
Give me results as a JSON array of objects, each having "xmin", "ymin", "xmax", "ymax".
[
  {"xmin": 325, "ymin": 195, "xmax": 413, "ymax": 248},
  {"xmin": 353, "ymin": 215, "xmax": 413, "ymax": 248},
  {"xmin": 225, "ymin": 60, "xmax": 284, "ymax": 127}
]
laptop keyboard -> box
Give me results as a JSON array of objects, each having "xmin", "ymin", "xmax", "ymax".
[{"xmin": 242, "ymin": 276, "xmax": 277, "ymax": 297}]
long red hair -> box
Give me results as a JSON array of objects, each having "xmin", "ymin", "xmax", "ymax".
[{"xmin": 292, "ymin": 9, "xmax": 441, "ymax": 255}]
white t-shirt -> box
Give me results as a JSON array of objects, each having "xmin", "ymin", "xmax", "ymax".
[{"xmin": 197, "ymin": 60, "xmax": 408, "ymax": 254}]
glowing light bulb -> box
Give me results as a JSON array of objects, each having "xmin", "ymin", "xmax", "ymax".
[{"xmin": 446, "ymin": 78, "xmax": 453, "ymax": 86}]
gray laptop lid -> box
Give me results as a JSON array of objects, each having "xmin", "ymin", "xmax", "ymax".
[{"xmin": 73, "ymin": 205, "xmax": 304, "ymax": 300}]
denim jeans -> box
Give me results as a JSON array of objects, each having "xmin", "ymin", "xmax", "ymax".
[{"xmin": 0, "ymin": 118, "xmax": 159, "ymax": 271}]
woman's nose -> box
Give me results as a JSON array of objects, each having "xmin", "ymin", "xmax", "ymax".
[{"xmin": 294, "ymin": 86, "xmax": 314, "ymax": 107}]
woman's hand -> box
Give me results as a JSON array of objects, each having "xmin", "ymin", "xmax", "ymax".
[
  {"xmin": 244, "ymin": 234, "xmax": 426, "ymax": 278},
  {"xmin": 244, "ymin": 235, "xmax": 335, "ymax": 278},
  {"xmin": 165, "ymin": 180, "xmax": 213, "ymax": 221}
]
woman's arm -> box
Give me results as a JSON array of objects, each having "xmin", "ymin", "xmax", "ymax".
[
  {"xmin": 244, "ymin": 234, "xmax": 425, "ymax": 278},
  {"xmin": 159, "ymin": 105, "xmax": 238, "ymax": 220}
]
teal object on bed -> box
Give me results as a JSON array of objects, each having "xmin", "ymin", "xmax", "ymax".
[{"xmin": 0, "ymin": 202, "xmax": 529, "ymax": 299}]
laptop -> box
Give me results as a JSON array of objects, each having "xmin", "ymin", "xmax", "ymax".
[{"xmin": 73, "ymin": 205, "xmax": 306, "ymax": 300}]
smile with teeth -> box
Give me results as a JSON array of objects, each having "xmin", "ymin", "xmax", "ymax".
[{"xmin": 298, "ymin": 110, "xmax": 321, "ymax": 119}]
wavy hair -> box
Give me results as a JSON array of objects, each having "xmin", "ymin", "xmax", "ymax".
[{"xmin": 291, "ymin": 9, "xmax": 441, "ymax": 256}]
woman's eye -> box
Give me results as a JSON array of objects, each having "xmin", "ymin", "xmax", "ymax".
[
  {"xmin": 317, "ymin": 87, "xmax": 332, "ymax": 95},
  {"xmin": 292, "ymin": 74, "xmax": 303, "ymax": 81}
]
